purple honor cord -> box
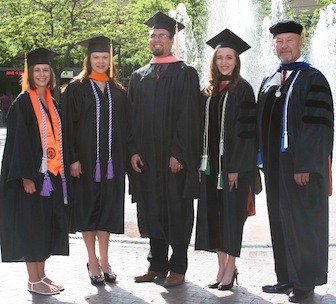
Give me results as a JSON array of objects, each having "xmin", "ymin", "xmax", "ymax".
[{"xmin": 90, "ymin": 79, "xmax": 114, "ymax": 182}]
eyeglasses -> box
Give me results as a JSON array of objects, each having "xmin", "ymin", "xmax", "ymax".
[{"xmin": 150, "ymin": 34, "xmax": 171, "ymax": 40}]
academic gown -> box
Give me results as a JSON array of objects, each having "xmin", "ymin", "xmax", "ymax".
[
  {"xmin": 195, "ymin": 79, "xmax": 257, "ymax": 256},
  {"xmin": 61, "ymin": 79, "xmax": 128, "ymax": 233},
  {"xmin": 0, "ymin": 92, "xmax": 69, "ymax": 262},
  {"xmin": 257, "ymin": 67, "xmax": 334, "ymax": 288},
  {"xmin": 127, "ymin": 61, "xmax": 201, "ymax": 244}
]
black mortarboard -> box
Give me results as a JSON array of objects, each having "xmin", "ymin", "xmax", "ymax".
[
  {"xmin": 206, "ymin": 29, "xmax": 251, "ymax": 54},
  {"xmin": 76, "ymin": 35, "xmax": 118, "ymax": 77},
  {"xmin": 144, "ymin": 11, "xmax": 185, "ymax": 37},
  {"xmin": 17, "ymin": 47, "xmax": 59, "ymax": 67},
  {"xmin": 76, "ymin": 35, "xmax": 116, "ymax": 54},
  {"xmin": 269, "ymin": 20, "xmax": 303, "ymax": 37}
]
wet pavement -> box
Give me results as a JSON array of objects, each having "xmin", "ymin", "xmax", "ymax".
[{"xmin": 0, "ymin": 126, "xmax": 336, "ymax": 303}]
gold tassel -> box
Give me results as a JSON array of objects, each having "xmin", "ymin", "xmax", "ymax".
[
  {"xmin": 175, "ymin": 22, "xmax": 179, "ymax": 58},
  {"xmin": 109, "ymin": 39, "xmax": 114, "ymax": 78},
  {"xmin": 21, "ymin": 53, "xmax": 29, "ymax": 92}
]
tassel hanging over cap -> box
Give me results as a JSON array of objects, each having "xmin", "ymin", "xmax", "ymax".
[
  {"xmin": 175, "ymin": 22, "xmax": 179, "ymax": 58},
  {"xmin": 109, "ymin": 39, "xmax": 114, "ymax": 78},
  {"xmin": 21, "ymin": 53, "xmax": 29, "ymax": 92}
]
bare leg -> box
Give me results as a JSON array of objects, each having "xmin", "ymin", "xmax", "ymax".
[
  {"xmin": 37, "ymin": 262, "xmax": 64, "ymax": 291},
  {"xmin": 216, "ymin": 250, "xmax": 228, "ymax": 282},
  {"xmin": 82, "ymin": 231, "xmax": 103, "ymax": 281},
  {"xmin": 26, "ymin": 262, "xmax": 59, "ymax": 294},
  {"xmin": 97, "ymin": 231, "xmax": 116, "ymax": 281},
  {"xmin": 220, "ymin": 255, "xmax": 237, "ymax": 285},
  {"xmin": 97, "ymin": 231, "xmax": 110, "ymax": 270}
]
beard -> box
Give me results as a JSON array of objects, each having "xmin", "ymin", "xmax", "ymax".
[{"xmin": 151, "ymin": 48, "xmax": 164, "ymax": 57}]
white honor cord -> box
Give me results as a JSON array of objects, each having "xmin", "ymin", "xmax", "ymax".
[{"xmin": 282, "ymin": 71, "xmax": 300, "ymax": 151}]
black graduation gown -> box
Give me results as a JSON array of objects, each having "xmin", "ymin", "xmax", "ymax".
[
  {"xmin": 195, "ymin": 79, "xmax": 257, "ymax": 256},
  {"xmin": 0, "ymin": 92, "xmax": 69, "ymax": 262},
  {"xmin": 61, "ymin": 79, "xmax": 128, "ymax": 233},
  {"xmin": 127, "ymin": 61, "xmax": 201, "ymax": 244},
  {"xmin": 257, "ymin": 67, "xmax": 334, "ymax": 288}
]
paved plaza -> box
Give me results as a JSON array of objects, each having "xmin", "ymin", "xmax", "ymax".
[{"xmin": 0, "ymin": 126, "xmax": 336, "ymax": 303}]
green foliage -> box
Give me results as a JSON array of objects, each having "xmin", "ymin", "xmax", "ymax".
[{"xmin": 0, "ymin": 0, "xmax": 334, "ymax": 86}]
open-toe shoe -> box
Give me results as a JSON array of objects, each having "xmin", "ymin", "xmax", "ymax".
[{"xmin": 28, "ymin": 280, "xmax": 60, "ymax": 296}]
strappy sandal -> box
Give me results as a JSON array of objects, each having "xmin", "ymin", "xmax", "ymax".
[
  {"xmin": 41, "ymin": 276, "xmax": 64, "ymax": 291},
  {"xmin": 103, "ymin": 271, "xmax": 117, "ymax": 282},
  {"xmin": 28, "ymin": 280, "xmax": 60, "ymax": 296},
  {"xmin": 86, "ymin": 263, "xmax": 104, "ymax": 285}
]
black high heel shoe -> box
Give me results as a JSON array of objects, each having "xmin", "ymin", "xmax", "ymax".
[
  {"xmin": 87, "ymin": 263, "xmax": 104, "ymax": 285},
  {"xmin": 103, "ymin": 271, "xmax": 117, "ymax": 283},
  {"xmin": 218, "ymin": 268, "xmax": 238, "ymax": 291},
  {"xmin": 208, "ymin": 282, "xmax": 220, "ymax": 289}
]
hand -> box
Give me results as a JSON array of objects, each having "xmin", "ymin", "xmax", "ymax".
[
  {"xmin": 131, "ymin": 154, "xmax": 144, "ymax": 173},
  {"xmin": 169, "ymin": 156, "xmax": 183, "ymax": 174},
  {"xmin": 294, "ymin": 173, "xmax": 310, "ymax": 186},
  {"xmin": 228, "ymin": 173, "xmax": 238, "ymax": 191},
  {"xmin": 70, "ymin": 161, "xmax": 82, "ymax": 178},
  {"xmin": 23, "ymin": 178, "xmax": 36, "ymax": 194}
]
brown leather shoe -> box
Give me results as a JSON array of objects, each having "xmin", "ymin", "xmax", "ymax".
[
  {"xmin": 163, "ymin": 272, "xmax": 185, "ymax": 288},
  {"xmin": 134, "ymin": 271, "xmax": 167, "ymax": 283}
]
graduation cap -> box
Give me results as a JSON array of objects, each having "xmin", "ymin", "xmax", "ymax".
[
  {"xmin": 144, "ymin": 11, "xmax": 185, "ymax": 38},
  {"xmin": 269, "ymin": 20, "xmax": 303, "ymax": 37},
  {"xmin": 76, "ymin": 35, "xmax": 117, "ymax": 77},
  {"xmin": 206, "ymin": 29, "xmax": 251, "ymax": 54},
  {"xmin": 17, "ymin": 47, "xmax": 59, "ymax": 68},
  {"xmin": 17, "ymin": 47, "xmax": 59, "ymax": 92}
]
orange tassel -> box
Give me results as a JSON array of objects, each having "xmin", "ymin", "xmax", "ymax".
[
  {"xmin": 21, "ymin": 53, "xmax": 29, "ymax": 92},
  {"xmin": 109, "ymin": 39, "xmax": 114, "ymax": 78}
]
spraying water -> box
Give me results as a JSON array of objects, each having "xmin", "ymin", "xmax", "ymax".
[
  {"xmin": 169, "ymin": 3, "xmax": 199, "ymax": 68},
  {"xmin": 309, "ymin": 4, "xmax": 336, "ymax": 100}
]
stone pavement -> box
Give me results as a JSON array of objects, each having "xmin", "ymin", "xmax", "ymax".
[
  {"xmin": 1, "ymin": 128, "xmax": 336, "ymax": 304},
  {"xmin": 0, "ymin": 235, "xmax": 335, "ymax": 304}
]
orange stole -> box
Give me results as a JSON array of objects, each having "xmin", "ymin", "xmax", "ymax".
[
  {"xmin": 88, "ymin": 73, "xmax": 110, "ymax": 81},
  {"xmin": 28, "ymin": 89, "xmax": 61, "ymax": 176}
]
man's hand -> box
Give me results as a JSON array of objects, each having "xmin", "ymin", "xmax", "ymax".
[
  {"xmin": 294, "ymin": 173, "xmax": 310, "ymax": 186},
  {"xmin": 131, "ymin": 154, "xmax": 144, "ymax": 173},
  {"xmin": 228, "ymin": 173, "xmax": 238, "ymax": 191}
]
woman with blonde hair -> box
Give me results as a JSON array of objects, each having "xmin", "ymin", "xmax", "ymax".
[{"xmin": 62, "ymin": 36, "xmax": 129, "ymax": 285}]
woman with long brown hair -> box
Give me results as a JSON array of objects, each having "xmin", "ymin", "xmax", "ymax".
[
  {"xmin": 62, "ymin": 36, "xmax": 129, "ymax": 285},
  {"xmin": 195, "ymin": 29, "xmax": 257, "ymax": 291}
]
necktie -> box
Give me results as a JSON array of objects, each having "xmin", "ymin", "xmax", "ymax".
[
  {"xmin": 155, "ymin": 64, "xmax": 162, "ymax": 79},
  {"xmin": 281, "ymin": 70, "xmax": 287, "ymax": 85}
]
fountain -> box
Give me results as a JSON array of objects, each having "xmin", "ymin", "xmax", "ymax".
[
  {"xmin": 196, "ymin": 0, "xmax": 336, "ymax": 245},
  {"xmin": 169, "ymin": 3, "xmax": 199, "ymax": 68},
  {"xmin": 200, "ymin": 0, "xmax": 258, "ymax": 89},
  {"xmin": 309, "ymin": 3, "xmax": 336, "ymax": 100}
]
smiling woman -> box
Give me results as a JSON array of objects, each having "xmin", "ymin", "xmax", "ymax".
[{"xmin": 0, "ymin": 47, "xmax": 69, "ymax": 296}]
